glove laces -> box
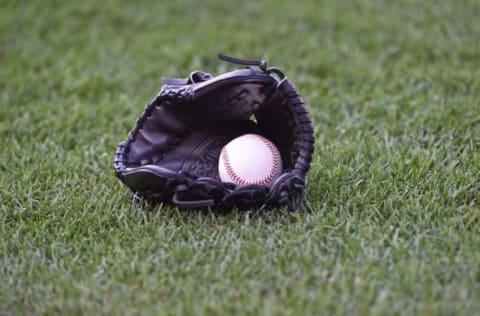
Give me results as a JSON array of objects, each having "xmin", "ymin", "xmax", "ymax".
[{"xmin": 218, "ymin": 54, "xmax": 285, "ymax": 80}]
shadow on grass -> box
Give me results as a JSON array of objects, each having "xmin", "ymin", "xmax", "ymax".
[{"xmin": 123, "ymin": 194, "xmax": 303, "ymax": 226}]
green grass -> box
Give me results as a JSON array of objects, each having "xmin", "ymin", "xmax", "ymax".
[{"xmin": 1, "ymin": 0, "xmax": 480, "ymax": 314}]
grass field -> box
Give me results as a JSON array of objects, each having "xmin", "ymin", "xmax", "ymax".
[{"xmin": 1, "ymin": 0, "xmax": 480, "ymax": 314}]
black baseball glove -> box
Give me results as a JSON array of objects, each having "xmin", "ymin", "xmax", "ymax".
[{"xmin": 114, "ymin": 54, "xmax": 314, "ymax": 211}]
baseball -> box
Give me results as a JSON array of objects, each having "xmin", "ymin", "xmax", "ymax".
[{"xmin": 218, "ymin": 134, "xmax": 282, "ymax": 186}]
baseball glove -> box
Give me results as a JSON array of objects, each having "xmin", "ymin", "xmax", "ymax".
[{"xmin": 114, "ymin": 54, "xmax": 314, "ymax": 211}]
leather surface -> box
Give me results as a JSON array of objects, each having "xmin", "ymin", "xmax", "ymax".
[{"xmin": 114, "ymin": 56, "xmax": 314, "ymax": 211}]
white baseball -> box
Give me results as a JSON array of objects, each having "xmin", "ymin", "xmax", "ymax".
[{"xmin": 218, "ymin": 134, "xmax": 282, "ymax": 186}]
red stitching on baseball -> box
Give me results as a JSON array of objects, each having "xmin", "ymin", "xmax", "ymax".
[
  {"xmin": 221, "ymin": 146, "xmax": 248, "ymax": 185},
  {"xmin": 221, "ymin": 135, "xmax": 280, "ymax": 186}
]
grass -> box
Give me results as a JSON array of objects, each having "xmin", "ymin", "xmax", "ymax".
[{"xmin": 1, "ymin": 0, "xmax": 480, "ymax": 314}]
